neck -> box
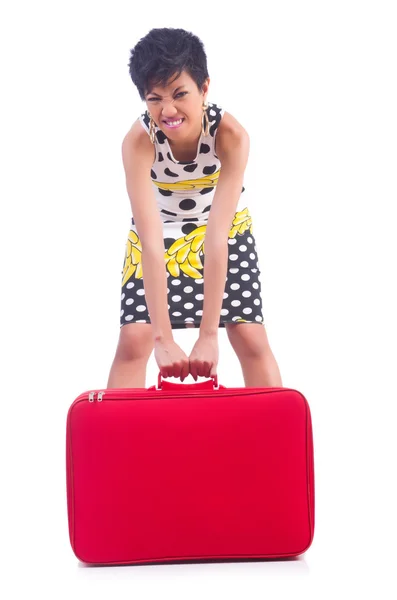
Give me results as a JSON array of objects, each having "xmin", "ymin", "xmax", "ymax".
[{"xmin": 168, "ymin": 118, "xmax": 202, "ymax": 150}]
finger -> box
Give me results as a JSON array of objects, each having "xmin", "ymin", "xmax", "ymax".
[
  {"xmin": 203, "ymin": 361, "xmax": 211, "ymax": 378},
  {"xmin": 189, "ymin": 360, "xmax": 198, "ymax": 381},
  {"xmin": 198, "ymin": 362, "xmax": 207, "ymax": 378},
  {"xmin": 181, "ymin": 361, "xmax": 190, "ymax": 382},
  {"xmin": 190, "ymin": 363, "xmax": 198, "ymax": 381},
  {"xmin": 184, "ymin": 360, "xmax": 190, "ymax": 379},
  {"xmin": 173, "ymin": 362, "xmax": 180, "ymax": 379}
]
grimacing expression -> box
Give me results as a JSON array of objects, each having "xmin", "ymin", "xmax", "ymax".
[{"xmin": 145, "ymin": 71, "xmax": 210, "ymax": 139}]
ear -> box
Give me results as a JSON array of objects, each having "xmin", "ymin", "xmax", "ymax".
[{"xmin": 202, "ymin": 77, "xmax": 210, "ymax": 98}]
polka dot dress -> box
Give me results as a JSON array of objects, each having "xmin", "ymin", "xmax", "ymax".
[{"xmin": 120, "ymin": 102, "xmax": 264, "ymax": 330}]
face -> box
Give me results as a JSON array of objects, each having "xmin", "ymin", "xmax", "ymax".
[{"xmin": 145, "ymin": 70, "xmax": 210, "ymax": 143}]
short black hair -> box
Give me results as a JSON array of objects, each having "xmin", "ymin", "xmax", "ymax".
[{"xmin": 128, "ymin": 28, "xmax": 209, "ymax": 101}]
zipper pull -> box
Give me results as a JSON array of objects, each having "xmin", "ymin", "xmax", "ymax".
[{"xmin": 88, "ymin": 391, "xmax": 105, "ymax": 402}]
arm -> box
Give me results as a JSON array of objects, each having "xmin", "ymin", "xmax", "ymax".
[
  {"xmin": 122, "ymin": 122, "xmax": 173, "ymax": 342},
  {"xmin": 199, "ymin": 115, "xmax": 250, "ymax": 336}
]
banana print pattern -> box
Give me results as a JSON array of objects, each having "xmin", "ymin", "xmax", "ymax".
[
  {"xmin": 121, "ymin": 208, "xmax": 253, "ymax": 285},
  {"xmin": 152, "ymin": 170, "xmax": 220, "ymax": 192}
]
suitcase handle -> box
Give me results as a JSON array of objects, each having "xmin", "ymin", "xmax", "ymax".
[{"xmin": 156, "ymin": 371, "xmax": 220, "ymax": 391}]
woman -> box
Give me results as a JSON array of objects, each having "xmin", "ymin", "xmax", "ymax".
[{"xmin": 107, "ymin": 28, "xmax": 282, "ymax": 388}]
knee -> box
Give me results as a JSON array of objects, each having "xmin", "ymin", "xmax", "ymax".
[
  {"xmin": 116, "ymin": 324, "xmax": 154, "ymax": 362},
  {"xmin": 226, "ymin": 323, "xmax": 270, "ymax": 360}
]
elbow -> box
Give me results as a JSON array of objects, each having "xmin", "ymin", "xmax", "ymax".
[
  {"xmin": 140, "ymin": 238, "xmax": 165, "ymax": 257},
  {"xmin": 204, "ymin": 233, "xmax": 230, "ymax": 250},
  {"xmin": 204, "ymin": 237, "xmax": 230, "ymax": 256},
  {"xmin": 134, "ymin": 224, "xmax": 163, "ymax": 255}
]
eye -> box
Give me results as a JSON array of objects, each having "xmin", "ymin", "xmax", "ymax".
[{"xmin": 148, "ymin": 92, "xmax": 187, "ymax": 102}]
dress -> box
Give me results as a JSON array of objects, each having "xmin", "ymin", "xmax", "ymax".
[{"xmin": 120, "ymin": 102, "xmax": 264, "ymax": 330}]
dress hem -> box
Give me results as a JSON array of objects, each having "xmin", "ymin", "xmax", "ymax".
[{"xmin": 120, "ymin": 318, "xmax": 264, "ymax": 330}]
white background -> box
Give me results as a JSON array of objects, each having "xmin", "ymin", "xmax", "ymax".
[{"xmin": 1, "ymin": 0, "xmax": 396, "ymax": 598}]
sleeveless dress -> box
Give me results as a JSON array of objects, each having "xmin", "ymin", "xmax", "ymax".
[{"xmin": 120, "ymin": 102, "xmax": 264, "ymax": 330}]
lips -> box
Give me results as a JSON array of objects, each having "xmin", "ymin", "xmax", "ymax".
[
  {"xmin": 163, "ymin": 118, "xmax": 185, "ymax": 130},
  {"xmin": 163, "ymin": 118, "xmax": 184, "ymax": 124}
]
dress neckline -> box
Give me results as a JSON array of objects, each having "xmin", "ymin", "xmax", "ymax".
[{"xmin": 165, "ymin": 129, "xmax": 204, "ymax": 165}]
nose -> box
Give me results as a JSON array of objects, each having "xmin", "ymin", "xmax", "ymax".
[
  {"xmin": 162, "ymin": 107, "xmax": 178, "ymax": 120},
  {"xmin": 160, "ymin": 98, "xmax": 178, "ymax": 119}
]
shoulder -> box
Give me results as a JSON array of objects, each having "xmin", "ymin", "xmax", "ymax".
[
  {"xmin": 216, "ymin": 111, "xmax": 249, "ymax": 163},
  {"xmin": 122, "ymin": 117, "xmax": 155, "ymax": 169},
  {"xmin": 218, "ymin": 111, "xmax": 249, "ymax": 140},
  {"xmin": 124, "ymin": 114, "xmax": 150, "ymax": 145},
  {"xmin": 218, "ymin": 111, "xmax": 247, "ymax": 135}
]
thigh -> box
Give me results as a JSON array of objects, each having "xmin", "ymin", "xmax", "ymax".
[{"xmin": 116, "ymin": 323, "xmax": 154, "ymax": 361}]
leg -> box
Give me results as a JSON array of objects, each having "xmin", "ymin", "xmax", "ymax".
[
  {"xmin": 225, "ymin": 322, "xmax": 283, "ymax": 388},
  {"xmin": 106, "ymin": 323, "xmax": 154, "ymax": 388}
]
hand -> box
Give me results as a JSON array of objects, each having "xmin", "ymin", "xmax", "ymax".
[
  {"xmin": 188, "ymin": 333, "xmax": 219, "ymax": 381},
  {"xmin": 154, "ymin": 339, "xmax": 190, "ymax": 382}
]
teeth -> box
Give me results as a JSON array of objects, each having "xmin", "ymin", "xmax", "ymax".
[{"xmin": 166, "ymin": 119, "xmax": 183, "ymax": 126}]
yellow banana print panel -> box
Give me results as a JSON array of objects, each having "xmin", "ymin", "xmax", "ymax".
[
  {"xmin": 121, "ymin": 208, "xmax": 253, "ymax": 286},
  {"xmin": 152, "ymin": 170, "xmax": 220, "ymax": 192}
]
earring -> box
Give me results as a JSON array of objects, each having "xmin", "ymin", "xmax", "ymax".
[
  {"xmin": 149, "ymin": 115, "xmax": 156, "ymax": 144},
  {"xmin": 202, "ymin": 102, "xmax": 210, "ymax": 136}
]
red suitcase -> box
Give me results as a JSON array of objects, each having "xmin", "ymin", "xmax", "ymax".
[{"xmin": 66, "ymin": 374, "xmax": 315, "ymax": 565}]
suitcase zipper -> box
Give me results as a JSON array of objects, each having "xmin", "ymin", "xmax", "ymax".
[
  {"xmin": 86, "ymin": 387, "xmax": 289, "ymax": 402},
  {"xmin": 88, "ymin": 391, "xmax": 104, "ymax": 402}
]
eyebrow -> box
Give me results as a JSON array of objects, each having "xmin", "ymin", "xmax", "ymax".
[{"xmin": 147, "ymin": 86, "xmax": 186, "ymax": 98}]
